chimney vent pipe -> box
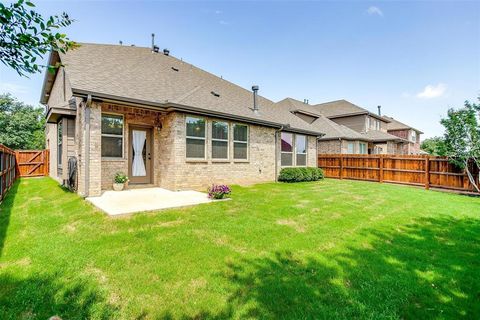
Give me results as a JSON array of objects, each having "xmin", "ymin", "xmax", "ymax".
[
  {"xmin": 377, "ymin": 105, "xmax": 382, "ymax": 116},
  {"xmin": 252, "ymin": 85, "xmax": 259, "ymax": 112}
]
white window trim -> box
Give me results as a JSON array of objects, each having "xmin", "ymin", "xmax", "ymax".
[
  {"xmin": 359, "ymin": 142, "xmax": 368, "ymax": 154},
  {"xmin": 233, "ymin": 123, "xmax": 249, "ymax": 161},
  {"xmin": 101, "ymin": 112, "xmax": 125, "ymax": 159},
  {"xmin": 211, "ymin": 121, "xmax": 229, "ymax": 160},
  {"xmin": 347, "ymin": 142, "xmax": 356, "ymax": 154},
  {"xmin": 185, "ymin": 115, "xmax": 207, "ymax": 161},
  {"xmin": 295, "ymin": 134, "xmax": 307, "ymax": 167},
  {"xmin": 281, "ymin": 132, "xmax": 294, "ymax": 167}
]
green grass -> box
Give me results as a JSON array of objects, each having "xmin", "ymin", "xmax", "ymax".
[{"xmin": 0, "ymin": 178, "xmax": 479, "ymax": 319}]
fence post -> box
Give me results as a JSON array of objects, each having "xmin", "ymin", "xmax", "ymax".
[
  {"xmin": 379, "ymin": 155, "xmax": 384, "ymax": 183},
  {"xmin": 425, "ymin": 156, "xmax": 430, "ymax": 190},
  {"xmin": 339, "ymin": 154, "xmax": 344, "ymax": 179}
]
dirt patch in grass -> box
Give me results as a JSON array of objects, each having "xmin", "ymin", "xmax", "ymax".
[{"xmin": 276, "ymin": 219, "xmax": 306, "ymax": 233}]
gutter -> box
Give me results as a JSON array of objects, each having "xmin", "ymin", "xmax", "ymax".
[
  {"xmin": 274, "ymin": 125, "xmax": 285, "ymax": 182},
  {"xmin": 84, "ymin": 94, "xmax": 92, "ymax": 197}
]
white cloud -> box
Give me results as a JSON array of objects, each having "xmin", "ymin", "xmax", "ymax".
[
  {"xmin": 0, "ymin": 82, "xmax": 28, "ymax": 94},
  {"xmin": 367, "ymin": 6, "xmax": 383, "ymax": 17},
  {"xmin": 215, "ymin": 10, "xmax": 222, "ymax": 14},
  {"xmin": 219, "ymin": 20, "xmax": 229, "ymax": 25},
  {"xmin": 416, "ymin": 83, "xmax": 447, "ymax": 99}
]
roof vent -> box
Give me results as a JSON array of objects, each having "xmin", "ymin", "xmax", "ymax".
[
  {"xmin": 303, "ymin": 99, "xmax": 309, "ymax": 104},
  {"xmin": 252, "ymin": 85, "xmax": 259, "ymax": 112},
  {"xmin": 153, "ymin": 45, "xmax": 160, "ymax": 53},
  {"xmin": 377, "ymin": 105, "xmax": 382, "ymax": 116},
  {"xmin": 211, "ymin": 91, "xmax": 220, "ymax": 97},
  {"xmin": 163, "ymin": 49, "xmax": 170, "ymax": 56}
]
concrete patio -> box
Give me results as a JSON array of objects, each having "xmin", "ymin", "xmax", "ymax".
[{"xmin": 86, "ymin": 187, "xmax": 212, "ymax": 215}]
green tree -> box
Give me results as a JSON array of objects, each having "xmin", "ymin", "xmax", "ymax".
[
  {"xmin": 420, "ymin": 136, "xmax": 446, "ymax": 156},
  {"xmin": 440, "ymin": 98, "xmax": 480, "ymax": 192},
  {"xmin": 0, "ymin": 93, "xmax": 45, "ymax": 150},
  {"xmin": 0, "ymin": 0, "xmax": 75, "ymax": 76}
]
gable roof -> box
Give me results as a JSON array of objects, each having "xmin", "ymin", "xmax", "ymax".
[
  {"xmin": 383, "ymin": 116, "xmax": 424, "ymax": 134},
  {"xmin": 275, "ymin": 98, "xmax": 368, "ymax": 141},
  {"xmin": 363, "ymin": 130, "xmax": 409, "ymax": 142},
  {"xmin": 41, "ymin": 43, "xmax": 324, "ymax": 136},
  {"xmin": 312, "ymin": 99, "xmax": 389, "ymax": 122}
]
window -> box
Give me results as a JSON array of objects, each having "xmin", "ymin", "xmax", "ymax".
[
  {"xmin": 233, "ymin": 124, "xmax": 248, "ymax": 160},
  {"xmin": 281, "ymin": 132, "xmax": 293, "ymax": 166},
  {"xmin": 376, "ymin": 120, "xmax": 380, "ymax": 130},
  {"xmin": 366, "ymin": 117, "xmax": 371, "ymax": 130},
  {"xmin": 411, "ymin": 130, "xmax": 417, "ymax": 142},
  {"xmin": 101, "ymin": 114, "xmax": 124, "ymax": 158},
  {"xmin": 347, "ymin": 142, "xmax": 355, "ymax": 154},
  {"xmin": 212, "ymin": 121, "xmax": 229, "ymax": 159},
  {"xmin": 295, "ymin": 135, "xmax": 307, "ymax": 166},
  {"xmin": 57, "ymin": 119, "xmax": 63, "ymax": 166},
  {"xmin": 186, "ymin": 116, "xmax": 206, "ymax": 159},
  {"xmin": 359, "ymin": 143, "xmax": 367, "ymax": 154}
]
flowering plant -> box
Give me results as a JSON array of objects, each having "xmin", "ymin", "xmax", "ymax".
[
  {"xmin": 114, "ymin": 172, "xmax": 129, "ymax": 184},
  {"xmin": 208, "ymin": 184, "xmax": 231, "ymax": 199}
]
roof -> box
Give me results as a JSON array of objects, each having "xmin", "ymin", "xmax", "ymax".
[
  {"xmin": 383, "ymin": 116, "xmax": 424, "ymax": 134},
  {"xmin": 41, "ymin": 43, "xmax": 325, "ymax": 136},
  {"xmin": 363, "ymin": 130, "xmax": 408, "ymax": 142},
  {"xmin": 312, "ymin": 99, "xmax": 390, "ymax": 122},
  {"xmin": 275, "ymin": 98, "xmax": 368, "ymax": 141}
]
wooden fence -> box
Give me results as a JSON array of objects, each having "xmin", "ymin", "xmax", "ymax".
[
  {"xmin": 0, "ymin": 144, "xmax": 17, "ymax": 202},
  {"xmin": 15, "ymin": 150, "xmax": 49, "ymax": 177},
  {"xmin": 318, "ymin": 154, "xmax": 479, "ymax": 194}
]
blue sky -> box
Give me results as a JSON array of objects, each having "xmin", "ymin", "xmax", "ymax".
[{"xmin": 1, "ymin": 1, "xmax": 479, "ymax": 138}]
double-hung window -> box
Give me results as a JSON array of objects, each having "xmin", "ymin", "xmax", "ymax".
[
  {"xmin": 281, "ymin": 132, "xmax": 294, "ymax": 166},
  {"xmin": 212, "ymin": 121, "xmax": 229, "ymax": 159},
  {"xmin": 347, "ymin": 142, "xmax": 355, "ymax": 154},
  {"xmin": 186, "ymin": 116, "xmax": 206, "ymax": 159},
  {"xmin": 295, "ymin": 135, "xmax": 307, "ymax": 166},
  {"xmin": 411, "ymin": 130, "xmax": 417, "ymax": 142},
  {"xmin": 233, "ymin": 124, "xmax": 248, "ymax": 160},
  {"xmin": 57, "ymin": 119, "xmax": 63, "ymax": 166},
  {"xmin": 101, "ymin": 114, "xmax": 124, "ymax": 158},
  {"xmin": 359, "ymin": 143, "xmax": 367, "ymax": 154}
]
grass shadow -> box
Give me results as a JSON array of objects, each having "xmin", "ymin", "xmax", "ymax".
[
  {"xmin": 214, "ymin": 216, "xmax": 480, "ymax": 319},
  {"xmin": 0, "ymin": 180, "xmax": 19, "ymax": 257}
]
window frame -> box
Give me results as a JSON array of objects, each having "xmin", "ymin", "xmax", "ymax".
[
  {"xmin": 411, "ymin": 130, "xmax": 417, "ymax": 143},
  {"xmin": 280, "ymin": 132, "xmax": 294, "ymax": 167},
  {"xmin": 232, "ymin": 123, "xmax": 249, "ymax": 161},
  {"xmin": 295, "ymin": 134, "xmax": 307, "ymax": 167},
  {"xmin": 101, "ymin": 112, "xmax": 125, "ymax": 159},
  {"xmin": 347, "ymin": 142, "xmax": 356, "ymax": 154},
  {"xmin": 211, "ymin": 120, "xmax": 229, "ymax": 161},
  {"xmin": 359, "ymin": 142, "xmax": 367, "ymax": 154},
  {"xmin": 185, "ymin": 115, "xmax": 207, "ymax": 161},
  {"xmin": 57, "ymin": 118, "xmax": 63, "ymax": 167}
]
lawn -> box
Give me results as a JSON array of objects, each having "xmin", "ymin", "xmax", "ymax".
[{"xmin": 0, "ymin": 178, "xmax": 479, "ymax": 319}]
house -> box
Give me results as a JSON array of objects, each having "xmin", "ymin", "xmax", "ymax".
[
  {"xmin": 40, "ymin": 43, "xmax": 323, "ymax": 197},
  {"xmin": 275, "ymin": 98, "xmax": 371, "ymax": 154},
  {"xmin": 383, "ymin": 116, "xmax": 423, "ymax": 154},
  {"xmin": 311, "ymin": 100, "xmax": 412, "ymax": 154}
]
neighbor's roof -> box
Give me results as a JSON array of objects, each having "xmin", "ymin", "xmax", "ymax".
[
  {"xmin": 363, "ymin": 130, "xmax": 408, "ymax": 142},
  {"xmin": 312, "ymin": 99, "xmax": 390, "ymax": 122},
  {"xmin": 41, "ymin": 43, "xmax": 325, "ymax": 136},
  {"xmin": 275, "ymin": 98, "xmax": 368, "ymax": 141},
  {"xmin": 383, "ymin": 116, "xmax": 424, "ymax": 134}
]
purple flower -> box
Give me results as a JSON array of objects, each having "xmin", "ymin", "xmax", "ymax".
[{"xmin": 208, "ymin": 184, "xmax": 231, "ymax": 199}]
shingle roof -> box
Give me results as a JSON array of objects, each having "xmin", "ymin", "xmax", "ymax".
[
  {"xmin": 312, "ymin": 99, "xmax": 389, "ymax": 122},
  {"xmin": 383, "ymin": 116, "xmax": 424, "ymax": 134},
  {"xmin": 363, "ymin": 130, "xmax": 408, "ymax": 142},
  {"xmin": 275, "ymin": 98, "xmax": 368, "ymax": 141},
  {"xmin": 51, "ymin": 43, "xmax": 325, "ymax": 136}
]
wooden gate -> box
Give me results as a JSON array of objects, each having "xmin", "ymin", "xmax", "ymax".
[{"xmin": 15, "ymin": 150, "xmax": 49, "ymax": 177}]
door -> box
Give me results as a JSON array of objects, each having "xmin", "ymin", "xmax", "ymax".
[{"xmin": 129, "ymin": 127, "xmax": 152, "ymax": 184}]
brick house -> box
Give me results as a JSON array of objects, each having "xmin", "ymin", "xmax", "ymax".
[
  {"xmin": 41, "ymin": 43, "xmax": 324, "ymax": 196},
  {"xmin": 382, "ymin": 116, "xmax": 423, "ymax": 154}
]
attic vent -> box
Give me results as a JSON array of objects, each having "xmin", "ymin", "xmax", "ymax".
[
  {"xmin": 171, "ymin": 67, "xmax": 179, "ymax": 72},
  {"xmin": 163, "ymin": 49, "xmax": 170, "ymax": 56},
  {"xmin": 211, "ymin": 91, "xmax": 220, "ymax": 97}
]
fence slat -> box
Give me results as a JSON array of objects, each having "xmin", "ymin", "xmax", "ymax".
[
  {"xmin": 0, "ymin": 144, "xmax": 17, "ymax": 202},
  {"xmin": 318, "ymin": 154, "xmax": 479, "ymax": 194}
]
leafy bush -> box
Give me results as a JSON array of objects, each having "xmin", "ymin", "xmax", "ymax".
[
  {"xmin": 208, "ymin": 184, "xmax": 231, "ymax": 199},
  {"xmin": 278, "ymin": 167, "xmax": 324, "ymax": 183},
  {"xmin": 114, "ymin": 172, "xmax": 129, "ymax": 184}
]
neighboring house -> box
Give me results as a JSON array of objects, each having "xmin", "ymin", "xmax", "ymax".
[
  {"xmin": 311, "ymin": 100, "xmax": 411, "ymax": 154},
  {"xmin": 276, "ymin": 98, "xmax": 370, "ymax": 154},
  {"xmin": 41, "ymin": 43, "xmax": 323, "ymax": 197},
  {"xmin": 383, "ymin": 116, "xmax": 423, "ymax": 154}
]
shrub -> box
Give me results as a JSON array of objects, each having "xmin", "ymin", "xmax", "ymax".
[
  {"xmin": 278, "ymin": 167, "xmax": 324, "ymax": 183},
  {"xmin": 114, "ymin": 172, "xmax": 129, "ymax": 184},
  {"xmin": 208, "ymin": 184, "xmax": 231, "ymax": 199}
]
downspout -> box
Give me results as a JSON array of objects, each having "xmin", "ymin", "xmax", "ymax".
[
  {"xmin": 275, "ymin": 126, "xmax": 285, "ymax": 182},
  {"xmin": 84, "ymin": 94, "xmax": 92, "ymax": 197}
]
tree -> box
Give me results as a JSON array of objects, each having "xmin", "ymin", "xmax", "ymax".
[
  {"xmin": 0, "ymin": 0, "xmax": 75, "ymax": 76},
  {"xmin": 0, "ymin": 93, "xmax": 45, "ymax": 150},
  {"xmin": 420, "ymin": 136, "xmax": 446, "ymax": 156},
  {"xmin": 440, "ymin": 98, "xmax": 480, "ymax": 192}
]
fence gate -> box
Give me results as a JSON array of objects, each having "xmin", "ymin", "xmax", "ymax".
[{"xmin": 15, "ymin": 150, "xmax": 49, "ymax": 177}]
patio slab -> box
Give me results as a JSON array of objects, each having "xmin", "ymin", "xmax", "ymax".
[{"xmin": 86, "ymin": 187, "xmax": 212, "ymax": 215}]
